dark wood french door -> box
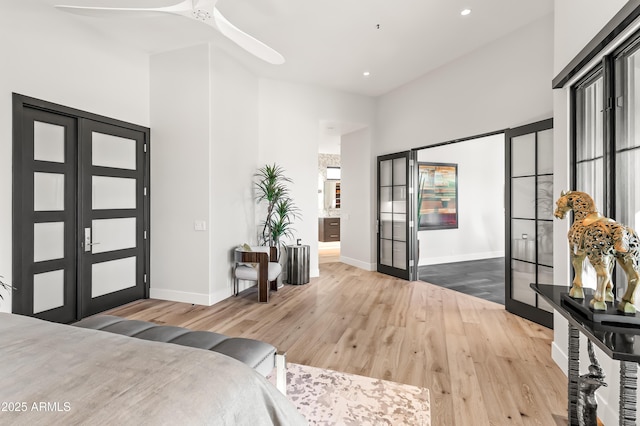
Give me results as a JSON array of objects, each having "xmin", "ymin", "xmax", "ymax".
[
  {"xmin": 505, "ymin": 118, "xmax": 554, "ymax": 328},
  {"xmin": 13, "ymin": 94, "xmax": 150, "ymax": 323},
  {"xmin": 377, "ymin": 151, "xmax": 416, "ymax": 280}
]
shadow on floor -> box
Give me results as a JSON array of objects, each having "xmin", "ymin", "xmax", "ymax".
[{"xmin": 418, "ymin": 258, "xmax": 505, "ymax": 305}]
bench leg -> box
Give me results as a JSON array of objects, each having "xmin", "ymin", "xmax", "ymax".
[{"xmin": 275, "ymin": 351, "xmax": 287, "ymax": 395}]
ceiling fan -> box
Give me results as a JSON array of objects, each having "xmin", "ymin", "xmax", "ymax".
[{"xmin": 55, "ymin": 0, "xmax": 285, "ymax": 64}]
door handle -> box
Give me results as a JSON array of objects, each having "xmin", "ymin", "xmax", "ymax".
[{"xmin": 84, "ymin": 228, "xmax": 100, "ymax": 252}]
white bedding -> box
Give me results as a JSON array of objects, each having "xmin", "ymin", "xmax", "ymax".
[{"xmin": 0, "ymin": 313, "xmax": 306, "ymax": 425}]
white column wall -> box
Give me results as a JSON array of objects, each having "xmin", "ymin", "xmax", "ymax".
[
  {"xmin": 340, "ymin": 128, "xmax": 375, "ymax": 270},
  {"xmin": 553, "ymin": 1, "xmax": 633, "ymax": 423},
  {"xmin": 0, "ymin": 4, "xmax": 150, "ymax": 313},
  {"xmin": 150, "ymin": 44, "xmax": 212, "ymax": 304},
  {"xmin": 209, "ymin": 45, "xmax": 260, "ymax": 301},
  {"xmin": 150, "ymin": 44, "xmax": 261, "ymax": 305},
  {"xmin": 258, "ymin": 79, "xmax": 376, "ymax": 277}
]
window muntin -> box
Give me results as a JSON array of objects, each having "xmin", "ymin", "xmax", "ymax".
[{"xmin": 574, "ymin": 72, "xmax": 605, "ymax": 213}]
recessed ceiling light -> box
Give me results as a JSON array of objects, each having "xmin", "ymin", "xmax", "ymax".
[
  {"xmin": 461, "ymin": 8, "xmax": 471, "ymax": 16},
  {"xmin": 363, "ymin": 71, "xmax": 371, "ymax": 77}
]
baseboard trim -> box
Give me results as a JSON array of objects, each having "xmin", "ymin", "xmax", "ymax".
[
  {"xmin": 551, "ymin": 341, "xmax": 567, "ymax": 375},
  {"xmin": 340, "ymin": 256, "xmax": 376, "ymax": 271},
  {"xmin": 419, "ymin": 251, "xmax": 505, "ymax": 266},
  {"xmin": 150, "ymin": 287, "xmax": 212, "ymax": 306}
]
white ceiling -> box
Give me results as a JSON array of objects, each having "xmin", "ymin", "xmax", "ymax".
[
  {"xmin": 37, "ymin": 0, "xmax": 554, "ymax": 97},
  {"xmin": 28, "ymin": 0, "xmax": 553, "ymax": 154}
]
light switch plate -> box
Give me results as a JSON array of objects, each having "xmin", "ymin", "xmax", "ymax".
[{"xmin": 194, "ymin": 220, "xmax": 207, "ymax": 231}]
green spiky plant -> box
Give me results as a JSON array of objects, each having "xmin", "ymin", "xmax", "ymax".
[
  {"xmin": 0, "ymin": 276, "xmax": 13, "ymax": 304},
  {"xmin": 255, "ymin": 164, "xmax": 301, "ymax": 253}
]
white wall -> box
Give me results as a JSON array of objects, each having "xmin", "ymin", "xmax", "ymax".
[
  {"xmin": 150, "ymin": 44, "xmax": 261, "ymax": 305},
  {"xmin": 340, "ymin": 128, "xmax": 375, "ymax": 270},
  {"xmin": 150, "ymin": 50, "xmax": 376, "ymax": 303},
  {"xmin": 376, "ymin": 15, "xmax": 554, "ymax": 154},
  {"xmin": 553, "ymin": 0, "xmax": 630, "ymax": 75},
  {"xmin": 416, "ymin": 134, "xmax": 505, "ymax": 265},
  {"xmin": 0, "ymin": 3, "xmax": 150, "ymax": 312},
  {"xmin": 150, "ymin": 44, "xmax": 213, "ymax": 304},
  {"xmin": 552, "ymin": 1, "xmax": 633, "ymax": 424},
  {"xmin": 258, "ymin": 79, "xmax": 376, "ymax": 277},
  {"xmin": 210, "ymin": 45, "xmax": 260, "ymax": 300}
]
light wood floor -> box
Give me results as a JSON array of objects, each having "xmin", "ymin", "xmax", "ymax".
[
  {"xmin": 105, "ymin": 262, "xmax": 568, "ymax": 425},
  {"xmin": 318, "ymin": 246, "xmax": 340, "ymax": 264}
]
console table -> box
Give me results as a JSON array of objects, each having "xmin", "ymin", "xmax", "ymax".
[{"xmin": 532, "ymin": 284, "xmax": 640, "ymax": 426}]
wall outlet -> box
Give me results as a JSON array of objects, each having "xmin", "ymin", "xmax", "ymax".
[{"xmin": 194, "ymin": 220, "xmax": 207, "ymax": 231}]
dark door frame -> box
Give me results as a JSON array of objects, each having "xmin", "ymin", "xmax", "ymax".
[
  {"xmin": 412, "ymin": 130, "xmax": 506, "ymax": 284},
  {"xmin": 12, "ymin": 93, "xmax": 150, "ymax": 322},
  {"xmin": 505, "ymin": 118, "xmax": 554, "ymax": 329},
  {"xmin": 377, "ymin": 151, "xmax": 416, "ymax": 281}
]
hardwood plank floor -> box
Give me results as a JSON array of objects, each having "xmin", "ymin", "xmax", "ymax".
[
  {"xmin": 318, "ymin": 245, "xmax": 340, "ymax": 264},
  {"xmin": 105, "ymin": 262, "xmax": 568, "ymax": 425},
  {"xmin": 418, "ymin": 258, "xmax": 505, "ymax": 305}
]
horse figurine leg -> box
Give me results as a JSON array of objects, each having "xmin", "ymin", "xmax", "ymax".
[
  {"xmin": 569, "ymin": 251, "xmax": 586, "ymax": 299},
  {"xmin": 616, "ymin": 255, "xmax": 639, "ymax": 314},
  {"xmin": 589, "ymin": 258, "xmax": 610, "ymax": 311},
  {"xmin": 605, "ymin": 260, "xmax": 615, "ymax": 303}
]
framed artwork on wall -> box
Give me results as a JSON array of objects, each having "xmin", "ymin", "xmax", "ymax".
[{"xmin": 418, "ymin": 162, "xmax": 458, "ymax": 230}]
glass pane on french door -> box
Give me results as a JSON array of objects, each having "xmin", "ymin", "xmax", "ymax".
[
  {"xmin": 505, "ymin": 119, "xmax": 554, "ymax": 329},
  {"xmin": 377, "ymin": 151, "xmax": 414, "ymax": 280},
  {"xmin": 13, "ymin": 106, "xmax": 78, "ymax": 323},
  {"xmin": 79, "ymin": 120, "xmax": 147, "ymax": 318}
]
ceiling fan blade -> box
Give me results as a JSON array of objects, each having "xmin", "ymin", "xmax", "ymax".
[
  {"xmin": 212, "ymin": 8, "xmax": 284, "ymax": 65},
  {"xmin": 55, "ymin": 1, "xmax": 193, "ymax": 17},
  {"xmin": 55, "ymin": 1, "xmax": 285, "ymax": 65}
]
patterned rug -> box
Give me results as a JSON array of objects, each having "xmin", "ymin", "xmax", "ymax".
[{"xmin": 271, "ymin": 363, "xmax": 431, "ymax": 425}]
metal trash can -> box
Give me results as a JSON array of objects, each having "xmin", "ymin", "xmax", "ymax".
[{"xmin": 286, "ymin": 242, "xmax": 310, "ymax": 285}]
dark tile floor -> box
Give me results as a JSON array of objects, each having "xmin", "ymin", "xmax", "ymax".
[{"xmin": 418, "ymin": 257, "xmax": 505, "ymax": 305}]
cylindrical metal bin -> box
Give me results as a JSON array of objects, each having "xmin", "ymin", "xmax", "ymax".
[{"xmin": 286, "ymin": 244, "xmax": 310, "ymax": 285}]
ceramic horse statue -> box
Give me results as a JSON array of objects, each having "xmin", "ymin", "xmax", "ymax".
[{"xmin": 554, "ymin": 191, "xmax": 640, "ymax": 313}]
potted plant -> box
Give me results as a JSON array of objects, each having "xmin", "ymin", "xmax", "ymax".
[
  {"xmin": 255, "ymin": 164, "xmax": 300, "ymax": 256},
  {"xmin": 0, "ymin": 276, "xmax": 12, "ymax": 305}
]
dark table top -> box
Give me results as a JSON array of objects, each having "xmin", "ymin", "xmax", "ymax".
[{"xmin": 532, "ymin": 283, "xmax": 640, "ymax": 363}]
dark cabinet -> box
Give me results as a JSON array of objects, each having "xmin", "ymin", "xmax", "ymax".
[{"xmin": 318, "ymin": 217, "xmax": 340, "ymax": 242}]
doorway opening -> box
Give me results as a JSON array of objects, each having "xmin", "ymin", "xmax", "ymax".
[
  {"xmin": 318, "ymin": 155, "xmax": 341, "ymax": 263},
  {"xmin": 416, "ymin": 132, "xmax": 506, "ymax": 304}
]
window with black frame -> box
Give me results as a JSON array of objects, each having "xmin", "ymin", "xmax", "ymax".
[
  {"xmin": 574, "ymin": 70, "xmax": 605, "ymax": 213},
  {"xmin": 614, "ymin": 39, "xmax": 640, "ymax": 232},
  {"xmin": 572, "ymin": 31, "xmax": 640, "ymax": 297}
]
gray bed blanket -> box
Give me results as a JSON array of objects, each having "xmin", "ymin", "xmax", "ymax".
[{"xmin": 0, "ymin": 313, "xmax": 306, "ymax": 425}]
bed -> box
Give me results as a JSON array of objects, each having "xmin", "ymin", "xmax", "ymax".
[{"xmin": 0, "ymin": 313, "xmax": 306, "ymax": 425}]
